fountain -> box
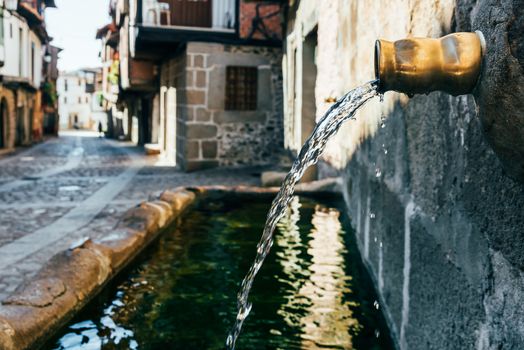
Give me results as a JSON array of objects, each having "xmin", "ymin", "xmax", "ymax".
[
  {"xmin": 227, "ymin": 32, "xmax": 485, "ymax": 349},
  {"xmin": 375, "ymin": 32, "xmax": 485, "ymax": 96}
]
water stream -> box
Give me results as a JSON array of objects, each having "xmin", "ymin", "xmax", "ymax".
[{"xmin": 227, "ymin": 81, "xmax": 379, "ymax": 349}]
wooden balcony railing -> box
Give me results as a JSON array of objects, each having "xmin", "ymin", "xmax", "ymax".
[
  {"xmin": 160, "ymin": 0, "xmax": 211, "ymax": 28},
  {"xmin": 142, "ymin": 0, "xmax": 235, "ymax": 30}
]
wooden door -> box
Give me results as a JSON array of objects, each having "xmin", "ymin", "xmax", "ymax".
[{"xmin": 160, "ymin": 0, "xmax": 212, "ymax": 28}]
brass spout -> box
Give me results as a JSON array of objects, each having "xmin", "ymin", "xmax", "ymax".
[{"xmin": 374, "ymin": 32, "xmax": 485, "ymax": 96}]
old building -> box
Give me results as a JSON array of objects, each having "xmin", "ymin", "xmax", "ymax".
[
  {"xmin": 96, "ymin": 21, "xmax": 123, "ymax": 139},
  {"xmin": 57, "ymin": 68, "xmax": 106, "ymax": 131},
  {"xmin": 0, "ymin": 0, "xmax": 56, "ymax": 150},
  {"xmin": 41, "ymin": 44, "xmax": 61, "ymax": 136},
  {"xmin": 100, "ymin": 0, "xmax": 284, "ymax": 170},
  {"xmin": 283, "ymin": 1, "xmax": 524, "ymax": 349}
]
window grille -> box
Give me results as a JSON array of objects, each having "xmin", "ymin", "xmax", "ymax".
[{"xmin": 225, "ymin": 66, "xmax": 258, "ymax": 111}]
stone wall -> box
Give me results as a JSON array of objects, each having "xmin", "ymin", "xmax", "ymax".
[
  {"xmin": 162, "ymin": 42, "xmax": 283, "ymax": 171},
  {"xmin": 284, "ymin": 1, "xmax": 524, "ymax": 349}
]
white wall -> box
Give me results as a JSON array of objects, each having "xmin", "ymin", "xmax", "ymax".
[
  {"xmin": 28, "ymin": 30, "xmax": 42, "ymax": 87},
  {"xmin": 57, "ymin": 73, "xmax": 93, "ymax": 130},
  {"xmin": 1, "ymin": 14, "xmax": 28, "ymax": 78},
  {"xmin": 0, "ymin": 12, "xmax": 43, "ymax": 87}
]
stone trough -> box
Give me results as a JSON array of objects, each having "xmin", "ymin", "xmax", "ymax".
[{"xmin": 0, "ymin": 180, "xmax": 340, "ymax": 350}]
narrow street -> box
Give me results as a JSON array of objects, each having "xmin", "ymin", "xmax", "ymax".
[{"xmin": 0, "ymin": 131, "xmax": 258, "ymax": 301}]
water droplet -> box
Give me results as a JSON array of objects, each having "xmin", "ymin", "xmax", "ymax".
[
  {"xmin": 375, "ymin": 168, "xmax": 382, "ymax": 178},
  {"xmin": 370, "ymin": 213, "xmax": 376, "ymax": 219},
  {"xmin": 375, "ymin": 329, "xmax": 381, "ymax": 338},
  {"xmin": 381, "ymin": 122, "xmax": 386, "ymax": 129},
  {"xmin": 380, "ymin": 241, "xmax": 383, "ymax": 248},
  {"xmin": 373, "ymin": 300, "xmax": 380, "ymax": 309},
  {"xmin": 374, "ymin": 237, "xmax": 378, "ymax": 243},
  {"xmin": 384, "ymin": 149, "xmax": 388, "ymax": 155}
]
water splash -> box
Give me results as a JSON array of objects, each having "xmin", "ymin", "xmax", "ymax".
[{"xmin": 226, "ymin": 81, "xmax": 379, "ymax": 349}]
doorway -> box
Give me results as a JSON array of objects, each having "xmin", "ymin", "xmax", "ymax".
[
  {"xmin": 159, "ymin": 87, "xmax": 176, "ymax": 165},
  {"xmin": 15, "ymin": 107, "xmax": 24, "ymax": 146},
  {"xmin": 0, "ymin": 98, "xmax": 7, "ymax": 148},
  {"xmin": 139, "ymin": 97, "xmax": 152, "ymax": 145},
  {"xmin": 301, "ymin": 28, "xmax": 318, "ymax": 181}
]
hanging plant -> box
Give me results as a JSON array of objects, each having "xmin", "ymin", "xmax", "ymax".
[
  {"xmin": 108, "ymin": 60, "xmax": 120, "ymax": 85},
  {"xmin": 42, "ymin": 81, "xmax": 58, "ymax": 106}
]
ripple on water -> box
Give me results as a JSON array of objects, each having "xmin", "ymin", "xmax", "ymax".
[{"xmin": 50, "ymin": 195, "xmax": 393, "ymax": 350}]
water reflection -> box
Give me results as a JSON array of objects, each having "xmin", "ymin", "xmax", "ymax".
[
  {"xmin": 50, "ymin": 196, "xmax": 392, "ymax": 350},
  {"xmin": 276, "ymin": 198, "xmax": 356, "ymax": 349},
  {"xmin": 54, "ymin": 291, "xmax": 138, "ymax": 350},
  {"xmin": 275, "ymin": 196, "xmax": 305, "ymax": 327}
]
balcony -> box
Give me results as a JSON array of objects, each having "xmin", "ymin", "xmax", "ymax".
[
  {"xmin": 141, "ymin": 0, "xmax": 235, "ymax": 31},
  {"xmin": 132, "ymin": 0, "xmax": 237, "ymax": 59}
]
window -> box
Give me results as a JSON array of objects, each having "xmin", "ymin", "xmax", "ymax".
[
  {"xmin": 0, "ymin": 9, "xmax": 4, "ymax": 47},
  {"xmin": 64, "ymin": 79, "xmax": 68, "ymax": 91},
  {"xmin": 225, "ymin": 66, "xmax": 257, "ymax": 111},
  {"xmin": 64, "ymin": 97, "xmax": 67, "ymax": 104},
  {"xmin": 78, "ymin": 97, "xmax": 81, "ymax": 104},
  {"xmin": 18, "ymin": 28, "xmax": 22, "ymax": 76},
  {"xmin": 31, "ymin": 42, "xmax": 35, "ymax": 83}
]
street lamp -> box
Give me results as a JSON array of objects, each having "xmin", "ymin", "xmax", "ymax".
[{"xmin": 4, "ymin": 0, "xmax": 18, "ymax": 11}]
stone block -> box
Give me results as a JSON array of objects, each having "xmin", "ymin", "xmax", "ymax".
[
  {"xmin": 185, "ymin": 70, "xmax": 194, "ymax": 87},
  {"xmin": 193, "ymin": 55, "xmax": 205, "ymax": 68},
  {"xmin": 208, "ymin": 66, "xmax": 226, "ymax": 109},
  {"xmin": 3, "ymin": 278, "xmax": 66, "ymax": 308},
  {"xmin": 207, "ymin": 51, "xmax": 269, "ymax": 67},
  {"xmin": 202, "ymin": 141, "xmax": 218, "ymax": 159},
  {"xmin": 97, "ymin": 228, "xmax": 146, "ymax": 270},
  {"xmin": 184, "ymin": 160, "xmax": 219, "ymax": 172},
  {"xmin": 187, "ymin": 124, "xmax": 217, "ymax": 139},
  {"xmin": 214, "ymin": 111, "xmax": 266, "ymax": 124},
  {"xmin": 187, "ymin": 42, "xmax": 224, "ymax": 54},
  {"xmin": 159, "ymin": 189, "xmax": 196, "ymax": 212},
  {"xmin": 186, "ymin": 90, "xmax": 206, "ymax": 105},
  {"xmin": 195, "ymin": 71, "xmax": 207, "ymax": 88},
  {"xmin": 195, "ymin": 108, "xmax": 211, "ymax": 122},
  {"xmin": 116, "ymin": 203, "xmax": 161, "ymax": 234},
  {"xmin": 186, "ymin": 140, "xmax": 200, "ymax": 159},
  {"xmin": 295, "ymin": 177, "xmax": 343, "ymax": 193},
  {"xmin": 261, "ymin": 171, "xmax": 287, "ymax": 187}
]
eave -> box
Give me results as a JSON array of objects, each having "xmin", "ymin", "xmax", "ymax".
[
  {"xmin": 17, "ymin": 3, "xmax": 43, "ymax": 26},
  {"xmin": 133, "ymin": 25, "xmax": 281, "ymax": 60},
  {"xmin": 1, "ymin": 76, "xmax": 38, "ymax": 91},
  {"xmin": 106, "ymin": 32, "xmax": 120, "ymax": 49}
]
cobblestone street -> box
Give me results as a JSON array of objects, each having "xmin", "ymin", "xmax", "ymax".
[{"xmin": 0, "ymin": 131, "xmax": 259, "ymax": 301}]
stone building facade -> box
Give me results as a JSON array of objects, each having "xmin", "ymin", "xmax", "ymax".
[
  {"xmin": 0, "ymin": 87, "xmax": 17, "ymax": 149},
  {"xmin": 0, "ymin": 0, "xmax": 57, "ymax": 150},
  {"xmin": 104, "ymin": 0, "xmax": 284, "ymax": 170},
  {"xmin": 284, "ymin": 0, "xmax": 524, "ymax": 349},
  {"xmin": 160, "ymin": 42, "xmax": 283, "ymax": 171}
]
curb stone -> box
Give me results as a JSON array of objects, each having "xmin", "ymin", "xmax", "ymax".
[
  {"xmin": 0, "ymin": 185, "xmax": 340, "ymax": 349},
  {"xmin": 0, "ymin": 188, "xmax": 196, "ymax": 350}
]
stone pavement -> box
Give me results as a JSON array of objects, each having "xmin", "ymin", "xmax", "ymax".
[{"xmin": 0, "ymin": 130, "xmax": 260, "ymax": 301}]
